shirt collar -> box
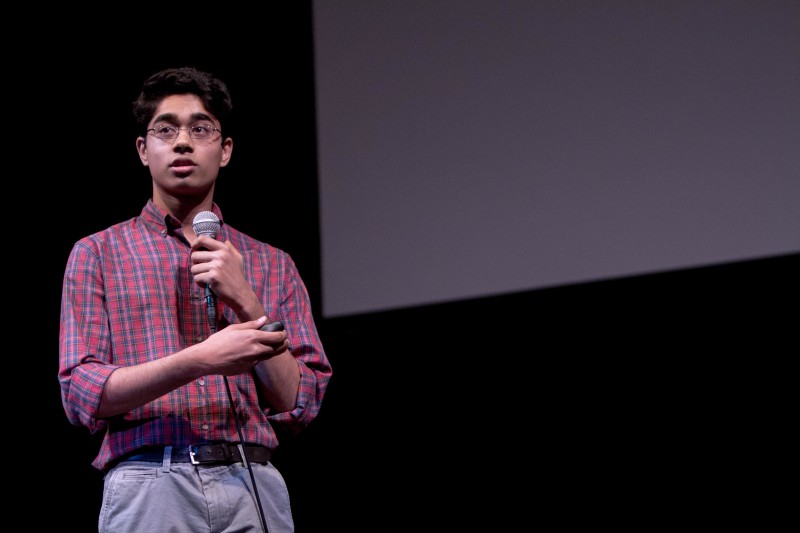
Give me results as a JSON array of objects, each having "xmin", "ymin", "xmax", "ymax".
[{"xmin": 140, "ymin": 199, "xmax": 225, "ymax": 235}]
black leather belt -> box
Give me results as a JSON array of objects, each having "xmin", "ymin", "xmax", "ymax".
[{"xmin": 122, "ymin": 444, "xmax": 271, "ymax": 466}]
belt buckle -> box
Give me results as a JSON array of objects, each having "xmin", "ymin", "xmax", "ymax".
[{"xmin": 189, "ymin": 445, "xmax": 200, "ymax": 465}]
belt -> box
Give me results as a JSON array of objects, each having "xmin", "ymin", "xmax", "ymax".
[{"xmin": 122, "ymin": 444, "xmax": 271, "ymax": 466}]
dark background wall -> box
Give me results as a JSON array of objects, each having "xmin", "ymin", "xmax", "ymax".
[{"xmin": 17, "ymin": 2, "xmax": 796, "ymax": 531}]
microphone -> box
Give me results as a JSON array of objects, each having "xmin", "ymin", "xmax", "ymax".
[{"xmin": 192, "ymin": 211, "xmax": 221, "ymax": 332}]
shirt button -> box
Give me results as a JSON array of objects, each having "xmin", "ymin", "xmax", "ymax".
[
  {"xmin": 202, "ymin": 424, "xmax": 209, "ymax": 431},
  {"xmin": 198, "ymin": 378, "xmax": 205, "ymax": 386},
  {"xmin": 196, "ymin": 336, "xmax": 204, "ymax": 343}
]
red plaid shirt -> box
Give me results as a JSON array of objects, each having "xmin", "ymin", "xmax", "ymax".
[{"xmin": 59, "ymin": 200, "xmax": 332, "ymax": 471}]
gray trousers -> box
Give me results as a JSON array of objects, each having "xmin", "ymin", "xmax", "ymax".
[{"xmin": 99, "ymin": 448, "xmax": 294, "ymax": 532}]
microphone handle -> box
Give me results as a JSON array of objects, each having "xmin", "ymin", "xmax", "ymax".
[{"xmin": 205, "ymin": 284, "xmax": 217, "ymax": 333}]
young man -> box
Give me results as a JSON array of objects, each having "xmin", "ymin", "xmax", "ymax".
[{"xmin": 58, "ymin": 66, "xmax": 332, "ymax": 532}]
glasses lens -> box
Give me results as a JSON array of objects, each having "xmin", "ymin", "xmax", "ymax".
[
  {"xmin": 154, "ymin": 126, "xmax": 178, "ymax": 140},
  {"xmin": 191, "ymin": 125, "xmax": 214, "ymax": 139}
]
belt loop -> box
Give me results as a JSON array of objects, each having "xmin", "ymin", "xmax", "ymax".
[
  {"xmin": 236, "ymin": 443, "xmax": 250, "ymax": 468},
  {"xmin": 162, "ymin": 445, "xmax": 172, "ymax": 472}
]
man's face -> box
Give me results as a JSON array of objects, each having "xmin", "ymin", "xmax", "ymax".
[{"xmin": 136, "ymin": 93, "xmax": 232, "ymax": 199}]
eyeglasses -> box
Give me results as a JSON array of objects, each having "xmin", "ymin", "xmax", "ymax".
[{"xmin": 147, "ymin": 123, "xmax": 222, "ymax": 141}]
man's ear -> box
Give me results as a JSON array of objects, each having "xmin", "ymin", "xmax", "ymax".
[
  {"xmin": 136, "ymin": 137, "xmax": 149, "ymax": 166},
  {"xmin": 220, "ymin": 137, "xmax": 233, "ymax": 168}
]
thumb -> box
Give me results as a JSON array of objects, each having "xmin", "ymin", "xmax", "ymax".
[
  {"xmin": 234, "ymin": 316, "xmax": 267, "ymax": 330},
  {"xmin": 225, "ymin": 240, "xmax": 244, "ymax": 261}
]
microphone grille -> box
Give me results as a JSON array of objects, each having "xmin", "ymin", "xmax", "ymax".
[{"xmin": 192, "ymin": 211, "xmax": 221, "ymax": 238}]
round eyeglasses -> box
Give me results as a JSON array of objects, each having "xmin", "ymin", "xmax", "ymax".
[{"xmin": 147, "ymin": 124, "xmax": 222, "ymax": 141}]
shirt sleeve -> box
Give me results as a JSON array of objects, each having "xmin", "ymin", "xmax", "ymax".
[
  {"xmin": 265, "ymin": 252, "xmax": 332, "ymax": 433},
  {"xmin": 58, "ymin": 238, "xmax": 119, "ymax": 434}
]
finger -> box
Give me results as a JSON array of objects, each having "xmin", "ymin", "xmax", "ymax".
[
  {"xmin": 192, "ymin": 235, "xmax": 222, "ymax": 252},
  {"xmin": 228, "ymin": 316, "xmax": 267, "ymax": 330},
  {"xmin": 250, "ymin": 316, "xmax": 268, "ymax": 329}
]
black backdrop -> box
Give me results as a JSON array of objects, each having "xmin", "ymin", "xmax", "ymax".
[{"xmin": 20, "ymin": 3, "xmax": 797, "ymax": 531}]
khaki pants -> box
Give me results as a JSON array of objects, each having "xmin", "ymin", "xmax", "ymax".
[{"xmin": 99, "ymin": 451, "xmax": 293, "ymax": 533}]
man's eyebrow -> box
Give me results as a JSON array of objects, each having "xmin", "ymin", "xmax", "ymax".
[{"xmin": 152, "ymin": 112, "xmax": 216, "ymax": 124}]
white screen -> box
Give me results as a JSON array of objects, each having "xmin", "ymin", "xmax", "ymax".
[{"xmin": 313, "ymin": 1, "xmax": 800, "ymax": 318}]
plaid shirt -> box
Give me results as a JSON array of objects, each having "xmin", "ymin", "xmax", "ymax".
[{"xmin": 59, "ymin": 200, "xmax": 332, "ymax": 471}]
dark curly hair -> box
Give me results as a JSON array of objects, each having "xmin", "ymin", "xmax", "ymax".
[{"xmin": 132, "ymin": 67, "xmax": 233, "ymax": 135}]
